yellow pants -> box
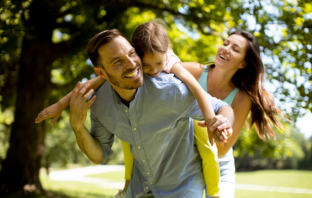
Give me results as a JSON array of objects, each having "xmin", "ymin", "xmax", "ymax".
[{"xmin": 121, "ymin": 120, "xmax": 220, "ymax": 196}]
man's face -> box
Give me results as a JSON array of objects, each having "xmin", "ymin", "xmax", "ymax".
[{"xmin": 97, "ymin": 36, "xmax": 143, "ymax": 90}]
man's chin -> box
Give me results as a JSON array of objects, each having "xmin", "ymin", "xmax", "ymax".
[{"xmin": 125, "ymin": 79, "xmax": 143, "ymax": 90}]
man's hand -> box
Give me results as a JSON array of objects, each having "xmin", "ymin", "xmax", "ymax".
[{"xmin": 70, "ymin": 82, "xmax": 96, "ymax": 131}]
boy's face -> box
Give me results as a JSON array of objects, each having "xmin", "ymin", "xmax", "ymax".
[{"xmin": 141, "ymin": 52, "xmax": 167, "ymax": 77}]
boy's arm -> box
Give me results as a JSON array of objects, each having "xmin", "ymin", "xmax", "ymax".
[
  {"xmin": 171, "ymin": 63, "xmax": 219, "ymax": 145},
  {"xmin": 35, "ymin": 76, "xmax": 106, "ymax": 125}
]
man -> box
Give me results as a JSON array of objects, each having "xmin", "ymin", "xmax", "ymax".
[{"xmin": 69, "ymin": 29, "xmax": 234, "ymax": 198}]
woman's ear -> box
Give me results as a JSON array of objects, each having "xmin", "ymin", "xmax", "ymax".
[{"xmin": 239, "ymin": 61, "xmax": 247, "ymax": 69}]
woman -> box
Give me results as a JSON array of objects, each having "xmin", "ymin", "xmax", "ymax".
[{"xmin": 184, "ymin": 30, "xmax": 285, "ymax": 198}]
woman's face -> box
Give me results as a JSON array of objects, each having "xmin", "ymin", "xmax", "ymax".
[
  {"xmin": 215, "ymin": 34, "xmax": 247, "ymax": 71},
  {"xmin": 142, "ymin": 52, "xmax": 167, "ymax": 77}
]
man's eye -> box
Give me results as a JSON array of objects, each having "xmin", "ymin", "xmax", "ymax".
[
  {"xmin": 114, "ymin": 60, "xmax": 121, "ymax": 64},
  {"xmin": 130, "ymin": 51, "xmax": 136, "ymax": 56}
]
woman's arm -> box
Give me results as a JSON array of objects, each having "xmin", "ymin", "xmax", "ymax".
[
  {"xmin": 216, "ymin": 90, "xmax": 252, "ymax": 157},
  {"xmin": 171, "ymin": 63, "xmax": 227, "ymax": 145},
  {"xmin": 181, "ymin": 62, "xmax": 204, "ymax": 81},
  {"xmin": 35, "ymin": 76, "xmax": 106, "ymax": 125}
]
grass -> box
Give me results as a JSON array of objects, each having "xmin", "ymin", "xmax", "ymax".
[
  {"xmin": 87, "ymin": 171, "xmax": 124, "ymax": 182},
  {"xmin": 86, "ymin": 169, "xmax": 312, "ymax": 198},
  {"xmin": 41, "ymin": 176, "xmax": 114, "ymax": 198},
  {"xmin": 236, "ymin": 170, "xmax": 312, "ymax": 189},
  {"xmin": 235, "ymin": 190, "xmax": 312, "ymax": 198},
  {"xmin": 2, "ymin": 168, "xmax": 311, "ymax": 198}
]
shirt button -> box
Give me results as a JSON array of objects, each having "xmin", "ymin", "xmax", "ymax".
[
  {"xmin": 125, "ymin": 110, "xmax": 128, "ymax": 112},
  {"xmin": 147, "ymin": 172, "xmax": 150, "ymax": 175},
  {"xmin": 150, "ymin": 182, "xmax": 153, "ymax": 184},
  {"xmin": 143, "ymin": 159, "xmax": 145, "ymax": 162},
  {"xmin": 146, "ymin": 187, "xmax": 148, "ymax": 189},
  {"xmin": 133, "ymin": 128, "xmax": 136, "ymax": 130},
  {"xmin": 138, "ymin": 146, "xmax": 141, "ymax": 149}
]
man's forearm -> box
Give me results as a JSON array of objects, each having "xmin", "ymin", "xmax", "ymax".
[
  {"xmin": 73, "ymin": 125, "xmax": 104, "ymax": 164},
  {"xmin": 216, "ymin": 106, "xmax": 234, "ymax": 127}
]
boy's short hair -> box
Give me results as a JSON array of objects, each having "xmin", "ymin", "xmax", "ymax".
[{"xmin": 132, "ymin": 20, "xmax": 170, "ymax": 58}]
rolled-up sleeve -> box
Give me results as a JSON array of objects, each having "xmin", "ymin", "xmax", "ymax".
[{"xmin": 90, "ymin": 112, "xmax": 114, "ymax": 159}]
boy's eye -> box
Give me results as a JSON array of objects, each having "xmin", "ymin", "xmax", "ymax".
[{"xmin": 157, "ymin": 62, "xmax": 163, "ymax": 65}]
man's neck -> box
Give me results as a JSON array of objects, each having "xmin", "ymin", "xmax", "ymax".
[{"xmin": 111, "ymin": 85, "xmax": 137, "ymax": 106}]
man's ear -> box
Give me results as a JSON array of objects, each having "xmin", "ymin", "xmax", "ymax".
[{"xmin": 94, "ymin": 67, "xmax": 106, "ymax": 78}]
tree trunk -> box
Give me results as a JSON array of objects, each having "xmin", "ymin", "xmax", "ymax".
[{"xmin": 0, "ymin": 38, "xmax": 52, "ymax": 194}]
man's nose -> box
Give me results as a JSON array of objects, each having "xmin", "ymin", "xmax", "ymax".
[{"xmin": 125, "ymin": 56, "xmax": 136, "ymax": 68}]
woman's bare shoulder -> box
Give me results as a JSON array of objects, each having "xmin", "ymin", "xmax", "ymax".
[
  {"xmin": 232, "ymin": 89, "xmax": 252, "ymax": 109},
  {"xmin": 181, "ymin": 62, "xmax": 204, "ymax": 80}
]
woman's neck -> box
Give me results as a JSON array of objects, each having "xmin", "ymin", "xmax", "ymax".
[{"xmin": 207, "ymin": 67, "xmax": 236, "ymax": 92}]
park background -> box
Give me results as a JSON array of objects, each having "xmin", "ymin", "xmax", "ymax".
[{"xmin": 0, "ymin": 0, "xmax": 311, "ymax": 197}]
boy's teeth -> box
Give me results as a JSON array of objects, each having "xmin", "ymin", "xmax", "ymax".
[{"xmin": 125, "ymin": 69, "xmax": 138, "ymax": 77}]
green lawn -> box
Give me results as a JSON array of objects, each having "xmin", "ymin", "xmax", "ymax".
[
  {"xmin": 236, "ymin": 170, "xmax": 312, "ymax": 189},
  {"xmin": 86, "ymin": 169, "xmax": 312, "ymax": 198},
  {"xmin": 3, "ymin": 169, "xmax": 311, "ymax": 198},
  {"xmin": 87, "ymin": 171, "xmax": 124, "ymax": 182}
]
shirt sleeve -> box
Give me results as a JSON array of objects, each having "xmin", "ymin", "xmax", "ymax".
[
  {"xmin": 90, "ymin": 112, "xmax": 114, "ymax": 159},
  {"xmin": 163, "ymin": 49, "xmax": 182, "ymax": 73}
]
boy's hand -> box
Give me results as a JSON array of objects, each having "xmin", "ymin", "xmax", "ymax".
[
  {"xmin": 198, "ymin": 115, "xmax": 233, "ymax": 143},
  {"xmin": 35, "ymin": 103, "xmax": 63, "ymax": 126}
]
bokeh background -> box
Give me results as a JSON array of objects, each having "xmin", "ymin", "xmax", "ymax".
[{"xmin": 0, "ymin": 0, "xmax": 311, "ymax": 197}]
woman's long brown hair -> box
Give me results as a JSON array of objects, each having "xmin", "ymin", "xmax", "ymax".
[{"xmin": 211, "ymin": 30, "xmax": 286, "ymax": 139}]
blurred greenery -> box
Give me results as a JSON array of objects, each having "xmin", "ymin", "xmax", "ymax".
[{"xmin": 0, "ymin": 0, "xmax": 311, "ymax": 194}]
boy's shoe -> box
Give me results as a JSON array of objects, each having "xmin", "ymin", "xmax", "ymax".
[{"xmin": 114, "ymin": 189, "xmax": 126, "ymax": 198}]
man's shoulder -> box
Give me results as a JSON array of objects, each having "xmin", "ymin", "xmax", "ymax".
[
  {"xmin": 143, "ymin": 73, "xmax": 194, "ymax": 103},
  {"xmin": 144, "ymin": 73, "xmax": 185, "ymax": 90},
  {"xmin": 90, "ymin": 82, "xmax": 113, "ymax": 111}
]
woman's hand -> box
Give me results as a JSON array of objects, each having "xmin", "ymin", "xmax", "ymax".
[{"xmin": 197, "ymin": 115, "xmax": 233, "ymax": 143}]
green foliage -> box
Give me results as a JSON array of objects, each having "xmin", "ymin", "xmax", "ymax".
[
  {"xmin": 0, "ymin": 107, "xmax": 13, "ymax": 164},
  {"xmin": 234, "ymin": 121, "xmax": 308, "ymax": 170}
]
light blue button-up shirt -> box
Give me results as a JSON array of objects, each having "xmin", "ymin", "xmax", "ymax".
[{"xmin": 90, "ymin": 72, "xmax": 228, "ymax": 198}]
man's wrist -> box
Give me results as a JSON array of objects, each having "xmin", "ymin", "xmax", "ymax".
[{"xmin": 70, "ymin": 122, "xmax": 85, "ymax": 133}]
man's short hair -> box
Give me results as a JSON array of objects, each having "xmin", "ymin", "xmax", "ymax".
[{"xmin": 86, "ymin": 29, "xmax": 126, "ymax": 67}]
